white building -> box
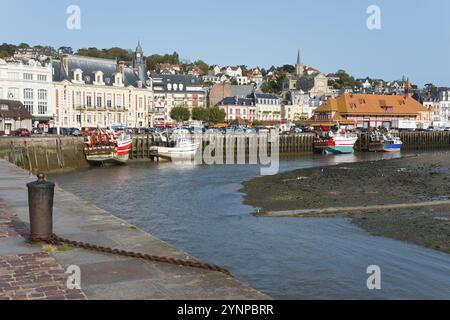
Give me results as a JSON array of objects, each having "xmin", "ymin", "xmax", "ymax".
[
  {"xmin": 0, "ymin": 58, "xmax": 55, "ymax": 131},
  {"xmin": 221, "ymin": 66, "xmax": 242, "ymax": 78},
  {"xmin": 254, "ymin": 93, "xmax": 282, "ymax": 122}
]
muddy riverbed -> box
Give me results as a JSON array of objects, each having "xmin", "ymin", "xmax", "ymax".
[{"xmin": 241, "ymin": 152, "xmax": 450, "ymax": 254}]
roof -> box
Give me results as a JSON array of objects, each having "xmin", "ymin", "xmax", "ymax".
[
  {"xmin": 52, "ymin": 55, "xmax": 148, "ymax": 88},
  {"xmin": 220, "ymin": 97, "xmax": 255, "ymax": 106},
  {"xmin": 314, "ymin": 93, "xmax": 430, "ymax": 116},
  {"xmin": 0, "ymin": 100, "xmax": 32, "ymax": 119},
  {"xmin": 230, "ymin": 85, "xmax": 254, "ymax": 98},
  {"xmin": 255, "ymin": 93, "xmax": 280, "ymax": 100},
  {"xmin": 151, "ymin": 74, "xmax": 203, "ymax": 93}
]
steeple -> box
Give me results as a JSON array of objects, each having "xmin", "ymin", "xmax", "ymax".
[
  {"xmin": 295, "ymin": 49, "xmax": 304, "ymax": 77},
  {"xmin": 132, "ymin": 41, "xmax": 146, "ymax": 83}
]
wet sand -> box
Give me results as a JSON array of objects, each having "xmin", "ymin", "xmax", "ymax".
[{"xmin": 240, "ymin": 152, "xmax": 450, "ymax": 254}]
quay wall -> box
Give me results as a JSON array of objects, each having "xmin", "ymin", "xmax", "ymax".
[
  {"xmin": 1, "ymin": 131, "xmax": 450, "ymax": 172},
  {"xmin": 0, "ymin": 136, "xmax": 89, "ymax": 173}
]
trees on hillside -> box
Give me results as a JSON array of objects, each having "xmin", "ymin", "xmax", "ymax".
[{"xmin": 146, "ymin": 52, "xmax": 180, "ymax": 71}]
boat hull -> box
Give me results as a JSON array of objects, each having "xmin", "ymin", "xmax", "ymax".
[
  {"xmin": 86, "ymin": 153, "xmax": 130, "ymax": 164},
  {"xmin": 324, "ymin": 146, "xmax": 355, "ymax": 154},
  {"xmin": 382, "ymin": 143, "xmax": 402, "ymax": 152},
  {"xmin": 149, "ymin": 144, "xmax": 199, "ymax": 160}
]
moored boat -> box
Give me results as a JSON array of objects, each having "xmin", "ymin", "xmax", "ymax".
[
  {"xmin": 314, "ymin": 130, "xmax": 358, "ymax": 154},
  {"xmin": 382, "ymin": 136, "xmax": 403, "ymax": 152},
  {"xmin": 368, "ymin": 130, "xmax": 403, "ymax": 152},
  {"xmin": 149, "ymin": 135, "xmax": 199, "ymax": 160},
  {"xmin": 84, "ymin": 130, "xmax": 132, "ymax": 164}
]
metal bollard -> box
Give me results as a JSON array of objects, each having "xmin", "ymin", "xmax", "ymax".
[{"xmin": 27, "ymin": 173, "xmax": 55, "ymax": 241}]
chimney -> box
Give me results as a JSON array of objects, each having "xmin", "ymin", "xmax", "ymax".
[
  {"xmin": 62, "ymin": 54, "xmax": 69, "ymax": 75},
  {"xmin": 118, "ymin": 61, "xmax": 126, "ymax": 77}
]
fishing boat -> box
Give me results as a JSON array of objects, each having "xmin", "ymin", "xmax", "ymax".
[
  {"xmin": 84, "ymin": 130, "xmax": 132, "ymax": 164},
  {"xmin": 382, "ymin": 135, "xmax": 403, "ymax": 152},
  {"xmin": 149, "ymin": 135, "xmax": 199, "ymax": 160},
  {"xmin": 314, "ymin": 129, "xmax": 358, "ymax": 154},
  {"xmin": 368, "ymin": 131, "xmax": 402, "ymax": 152}
]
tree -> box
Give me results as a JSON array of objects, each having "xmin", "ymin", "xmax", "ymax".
[
  {"xmin": 192, "ymin": 107, "xmax": 209, "ymax": 122},
  {"xmin": 207, "ymin": 107, "xmax": 226, "ymax": 123},
  {"xmin": 146, "ymin": 52, "xmax": 180, "ymax": 71},
  {"xmin": 194, "ymin": 60, "xmax": 209, "ymax": 74},
  {"xmin": 170, "ymin": 106, "xmax": 191, "ymax": 123}
]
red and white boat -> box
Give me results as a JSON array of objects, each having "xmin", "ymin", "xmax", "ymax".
[
  {"xmin": 84, "ymin": 130, "xmax": 132, "ymax": 164},
  {"xmin": 314, "ymin": 129, "xmax": 358, "ymax": 154}
]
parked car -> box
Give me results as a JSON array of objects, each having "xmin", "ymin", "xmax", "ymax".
[
  {"xmin": 71, "ymin": 129, "xmax": 82, "ymax": 136},
  {"xmin": 13, "ymin": 128, "xmax": 31, "ymax": 137},
  {"xmin": 31, "ymin": 127, "xmax": 43, "ymax": 135}
]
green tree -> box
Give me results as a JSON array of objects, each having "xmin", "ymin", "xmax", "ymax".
[
  {"xmin": 207, "ymin": 107, "xmax": 226, "ymax": 123},
  {"xmin": 194, "ymin": 60, "xmax": 209, "ymax": 74},
  {"xmin": 192, "ymin": 107, "xmax": 209, "ymax": 122},
  {"xmin": 170, "ymin": 106, "xmax": 191, "ymax": 123}
]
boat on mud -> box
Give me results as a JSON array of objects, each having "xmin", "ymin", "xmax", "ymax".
[
  {"xmin": 149, "ymin": 130, "xmax": 199, "ymax": 160},
  {"xmin": 368, "ymin": 130, "xmax": 403, "ymax": 152},
  {"xmin": 84, "ymin": 130, "xmax": 132, "ymax": 164},
  {"xmin": 314, "ymin": 129, "xmax": 358, "ymax": 154}
]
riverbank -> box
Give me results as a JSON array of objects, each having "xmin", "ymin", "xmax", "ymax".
[
  {"xmin": 0, "ymin": 159, "xmax": 269, "ymax": 300},
  {"xmin": 240, "ymin": 152, "xmax": 450, "ymax": 254}
]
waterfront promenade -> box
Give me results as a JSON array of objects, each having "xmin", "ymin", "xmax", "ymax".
[{"xmin": 0, "ymin": 159, "xmax": 268, "ymax": 300}]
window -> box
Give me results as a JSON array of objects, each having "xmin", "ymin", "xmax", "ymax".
[
  {"xmin": 38, "ymin": 101, "xmax": 47, "ymax": 115},
  {"xmin": 107, "ymin": 94, "xmax": 112, "ymax": 108},
  {"xmin": 86, "ymin": 94, "xmax": 92, "ymax": 108},
  {"xmin": 8, "ymin": 73, "xmax": 19, "ymax": 80},
  {"xmin": 115, "ymin": 94, "xmax": 122, "ymax": 108},
  {"xmin": 37, "ymin": 89, "xmax": 47, "ymax": 101},
  {"xmin": 24, "ymin": 88, "xmax": 34, "ymax": 100},
  {"xmin": 97, "ymin": 96, "xmax": 102, "ymax": 108},
  {"xmin": 23, "ymin": 100, "xmax": 34, "ymax": 113},
  {"xmin": 24, "ymin": 73, "xmax": 33, "ymax": 80},
  {"xmin": 75, "ymin": 91, "xmax": 82, "ymax": 107},
  {"xmin": 0, "ymin": 104, "xmax": 8, "ymax": 110},
  {"xmin": 37, "ymin": 74, "xmax": 47, "ymax": 81}
]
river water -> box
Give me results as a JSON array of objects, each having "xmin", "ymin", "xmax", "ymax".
[{"xmin": 51, "ymin": 152, "xmax": 450, "ymax": 299}]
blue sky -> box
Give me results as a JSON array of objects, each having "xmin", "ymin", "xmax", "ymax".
[{"xmin": 1, "ymin": 0, "xmax": 449, "ymax": 86}]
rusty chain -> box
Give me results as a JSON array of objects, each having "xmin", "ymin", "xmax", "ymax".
[{"xmin": 29, "ymin": 234, "xmax": 232, "ymax": 277}]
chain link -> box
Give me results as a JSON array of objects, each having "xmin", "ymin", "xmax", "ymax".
[{"xmin": 29, "ymin": 234, "xmax": 232, "ymax": 277}]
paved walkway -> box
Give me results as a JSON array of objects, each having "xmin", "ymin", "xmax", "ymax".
[{"xmin": 0, "ymin": 160, "xmax": 269, "ymax": 300}]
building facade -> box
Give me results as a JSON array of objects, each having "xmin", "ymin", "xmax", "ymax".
[
  {"xmin": 307, "ymin": 90, "xmax": 433, "ymax": 129},
  {"xmin": 0, "ymin": 58, "xmax": 54, "ymax": 131},
  {"xmin": 152, "ymin": 74, "xmax": 206, "ymax": 126},
  {"xmin": 219, "ymin": 96, "xmax": 256, "ymax": 122},
  {"xmin": 254, "ymin": 93, "xmax": 282, "ymax": 122},
  {"xmin": 52, "ymin": 44, "xmax": 152, "ymax": 130},
  {"xmin": 0, "ymin": 99, "xmax": 32, "ymax": 134}
]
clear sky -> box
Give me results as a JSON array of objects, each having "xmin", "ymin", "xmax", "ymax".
[{"xmin": 1, "ymin": 0, "xmax": 449, "ymax": 86}]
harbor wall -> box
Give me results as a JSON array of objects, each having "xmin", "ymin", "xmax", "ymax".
[
  {"xmin": 0, "ymin": 137, "xmax": 89, "ymax": 173},
  {"xmin": 1, "ymin": 131, "xmax": 450, "ymax": 173}
]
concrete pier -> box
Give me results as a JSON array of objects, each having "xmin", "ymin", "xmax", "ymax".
[{"xmin": 0, "ymin": 159, "xmax": 269, "ymax": 300}]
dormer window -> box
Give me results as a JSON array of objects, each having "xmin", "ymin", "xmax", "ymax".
[
  {"xmin": 73, "ymin": 69, "xmax": 84, "ymax": 83},
  {"xmin": 94, "ymin": 71, "xmax": 104, "ymax": 85},
  {"xmin": 114, "ymin": 74, "xmax": 123, "ymax": 86}
]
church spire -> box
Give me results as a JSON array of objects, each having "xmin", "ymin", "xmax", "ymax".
[{"xmin": 295, "ymin": 49, "xmax": 304, "ymax": 77}]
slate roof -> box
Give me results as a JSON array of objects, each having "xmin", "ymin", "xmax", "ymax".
[
  {"xmin": 230, "ymin": 85, "xmax": 254, "ymax": 98},
  {"xmin": 0, "ymin": 100, "xmax": 32, "ymax": 119},
  {"xmin": 220, "ymin": 97, "xmax": 255, "ymax": 106},
  {"xmin": 151, "ymin": 74, "xmax": 204, "ymax": 93},
  {"xmin": 52, "ymin": 55, "xmax": 148, "ymax": 88}
]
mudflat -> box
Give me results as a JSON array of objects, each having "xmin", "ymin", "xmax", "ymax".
[{"xmin": 240, "ymin": 152, "xmax": 450, "ymax": 254}]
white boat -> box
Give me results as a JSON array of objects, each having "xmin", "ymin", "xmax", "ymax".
[{"xmin": 149, "ymin": 136, "xmax": 199, "ymax": 160}]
